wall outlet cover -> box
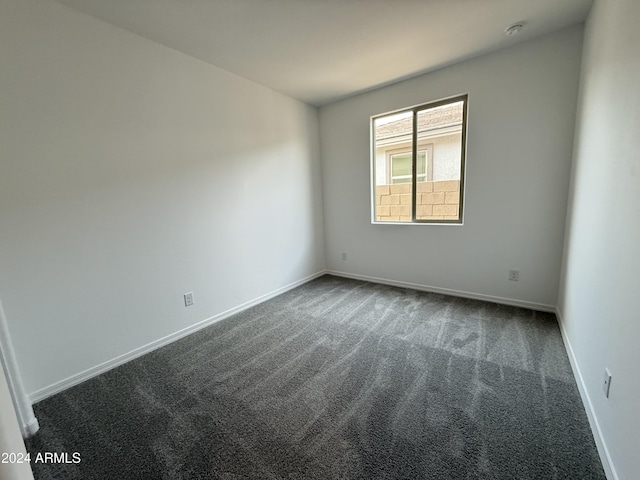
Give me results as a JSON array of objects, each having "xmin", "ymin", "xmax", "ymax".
[{"xmin": 184, "ymin": 292, "xmax": 194, "ymax": 307}]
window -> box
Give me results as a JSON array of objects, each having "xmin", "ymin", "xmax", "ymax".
[
  {"xmin": 371, "ymin": 95, "xmax": 467, "ymax": 224},
  {"xmin": 388, "ymin": 144, "xmax": 433, "ymax": 184}
]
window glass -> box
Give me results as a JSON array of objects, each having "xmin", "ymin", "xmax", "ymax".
[{"xmin": 372, "ymin": 95, "xmax": 467, "ymax": 224}]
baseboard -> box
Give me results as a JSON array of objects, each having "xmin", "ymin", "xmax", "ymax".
[
  {"xmin": 26, "ymin": 269, "xmax": 618, "ymax": 480},
  {"xmin": 29, "ymin": 270, "xmax": 327, "ymax": 403},
  {"xmin": 23, "ymin": 416, "xmax": 40, "ymax": 437},
  {"xmin": 326, "ymin": 270, "xmax": 556, "ymax": 312},
  {"xmin": 555, "ymin": 307, "xmax": 618, "ymax": 480},
  {"xmin": 1, "ymin": 300, "xmax": 41, "ymax": 438}
]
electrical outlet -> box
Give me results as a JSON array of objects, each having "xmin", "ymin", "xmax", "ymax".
[
  {"xmin": 341, "ymin": 252, "xmax": 347, "ymax": 261},
  {"xmin": 603, "ymin": 369, "xmax": 612, "ymax": 398},
  {"xmin": 184, "ymin": 292, "xmax": 194, "ymax": 307},
  {"xmin": 508, "ymin": 269, "xmax": 520, "ymax": 282}
]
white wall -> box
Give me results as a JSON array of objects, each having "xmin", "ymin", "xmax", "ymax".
[
  {"xmin": 558, "ymin": 0, "xmax": 640, "ymax": 478},
  {"xmin": 320, "ymin": 27, "xmax": 583, "ymax": 308},
  {"xmin": 0, "ymin": 0, "xmax": 324, "ymax": 397}
]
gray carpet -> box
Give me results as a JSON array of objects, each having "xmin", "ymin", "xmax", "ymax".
[{"xmin": 25, "ymin": 275, "xmax": 606, "ymax": 479}]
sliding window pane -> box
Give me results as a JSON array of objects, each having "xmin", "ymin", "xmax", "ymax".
[
  {"xmin": 415, "ymin": 101, "xmax": 464, "ymax": 221},
  {"xmin": 372, "ymin": 111, "xmax": 414, "ymax": 223}
]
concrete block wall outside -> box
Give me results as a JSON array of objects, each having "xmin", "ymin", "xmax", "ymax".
[{"xmin": 375, "ymin": 180, "xmax": 460, "ymax": 222}]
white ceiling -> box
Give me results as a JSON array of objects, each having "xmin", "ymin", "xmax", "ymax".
[{"xmin": 55, "ymin": 0, "xmax": 593, "ymax": 106}]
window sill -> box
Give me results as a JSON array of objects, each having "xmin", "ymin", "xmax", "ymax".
[{"xmin": 371, "ymin": 220, "xmax": 464, "ymax": 226}]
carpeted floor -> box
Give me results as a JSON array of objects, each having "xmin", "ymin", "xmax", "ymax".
[{"xmin": 25, "ymin": 275, "xmax": 606, "ymax": 479}]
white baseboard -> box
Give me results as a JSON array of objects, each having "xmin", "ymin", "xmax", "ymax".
[
  {"xmin": 25, "ymin": 270, "xmax": 618, "ymax": 480},
  {"xmin": 555, "ymin": 307, "xmax": 618, "ymax": 480},
  {"xmin": 1, "ymin": 300, "xmax": 41, "ymax": 438},
  {"xmin": 326, "ymin": 270, "xmax": 556, "ymax": 312},
  {"xmin": 29, "ymin": 271, "xmax": 327, "ymax": 403},
  {"xmin": 23, "ymin": 416, "xmax": 40, "ymax": 437}
]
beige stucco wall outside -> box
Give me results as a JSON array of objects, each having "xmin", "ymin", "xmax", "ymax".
[{"xmin": 374, "ymin": 132, "xmax": 462, "ymax": 185}]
